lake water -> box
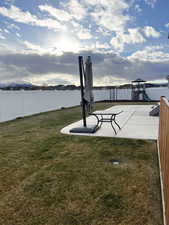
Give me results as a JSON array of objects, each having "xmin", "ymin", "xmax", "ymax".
[{"xmin": 0, "ymin": 87, "xmax": 168, "ymax": 123}]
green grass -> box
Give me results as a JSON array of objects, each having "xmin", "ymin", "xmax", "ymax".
[{"xmin": 0, "ymin": 102, "xmax": 162, "ymax": 225}]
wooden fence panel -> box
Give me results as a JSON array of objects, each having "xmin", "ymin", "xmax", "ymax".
[{"xmin": 159, "ymin": 97, "xmax": 169, "ymax": 225}]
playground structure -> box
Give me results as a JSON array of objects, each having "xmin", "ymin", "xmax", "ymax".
[{"xmin": 131, "ymin": 78, "xmax": 151, "ymax": 101}]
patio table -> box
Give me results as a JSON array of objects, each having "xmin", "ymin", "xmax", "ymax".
[{"xmin": 89, "ymin": 111, "xmax": 123, "ymax": 134}]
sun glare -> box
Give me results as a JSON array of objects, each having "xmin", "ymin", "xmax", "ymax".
[{"xmin": 48, "ymin": 34, "xmax": 80, "ymax": 53}]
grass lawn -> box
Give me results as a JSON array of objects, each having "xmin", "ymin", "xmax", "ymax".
[{"xmin": 0, "ymin": 102, "xmax": 162, "ymax": 225}]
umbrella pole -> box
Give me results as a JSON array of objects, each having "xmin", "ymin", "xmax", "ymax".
[
  {"xmin": 70, "ymin": 56, "xmax": 99, "ymax": 134},
  {"xmin": 79, "ymin": 56, "xmax": 87, "ymax": 127}
]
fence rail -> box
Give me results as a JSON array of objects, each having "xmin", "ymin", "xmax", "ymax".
[{"xmin": 159, "ymin": 96, "xmax": 169, "ymax": 225}]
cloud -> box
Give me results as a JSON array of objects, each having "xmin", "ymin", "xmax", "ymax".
[
  {"xmin": 4, "ymin": 0, "xmax": 16, "ymax": 5},
  {"xmin": 0, "ymin": 5, "xmax": 65, "ymax": 31},
  {"xmin": 0, "ymin": 43, "xmax": 17, "ymax": 54},
  {"xmin": 0, "ymin": 49, "xmax": 169, "ymax": 84},
  {"xmin": 110, "ymin": 28, "xmax": 146, "ymax": 52},
  {"xmin": 0, "ymin": 33, "xmax": 6, "ymax": 40},
  {"xmin": 144, "ymin": 0, "xmax": 157, "ymax": 8},
  {"xmin": 29, "ymin": 73, "xmax": 80, "ymax": 86},
  {"xmin": 37, "ymin": 0, "xmax": 132, "ymax": 40},
  {"xmin": 16, "ymin": 32, "xmax": 21, "ymax": 38},
  {"xmin": 76, "ymin": 28, "xmax": 92, "ymax": 40},
  {"xmin": 0, "ymin": 52, "xmax": 78, "ymax": 75},
  {"xmin": 39, "ymin": 4, "xmax": 72, "ymax": 22},
  {"xmin": 7, "ymin": 23, "xmax": 20, "ymax": 30},
  {"xmin": 121, "ymin": 28, "xmax": 146, "ymax": 43},
  {"xmin": 96, "ymin": 26, "xmax": 111, "ymax": 37},
  {"xmin": 22, "ymin": 40, "xmax": 63, "ymax": 55},
  {"xmin": 69, "ymin": 20, "xmax": 93, "ymax": 40},
  {"xmin": 110, "ymin": 26, "xmax": 160, "ymax": 52},
  {"xmin": 62, "ymin": 0, "xmax": 87, "ymax": 20},
  {"xmin": 0, "ymin": 4, "xmax": 92, "ymax": 42},
  {"xmin": 0, "ymin": 27, "xmax": 10, "ymax": 40},
  {"xmin": 143, "ymin": 26, "xmax": 160, "ymax": 38},
  {"xmin": 0, "ymin": 61, "xmax": 29, "ymax": 82},
  {"xmin": 23, "ymin": 41, "xmax": 45, "ymax": 53},
  {"xmin": 4, "ymin": 29, "xmax": 10, "ymax": 34},
  {"xmin": 128, "ymin": 46, "xmax": 169, "ymax": 62},
  {"xmin": 95, "ymin": 42, "xmax": 110, "ymax": 50},
  {"xmin": 134, "ymin": 4, "xmax": 142, "ymax": 13},
  {"xmin": 88, "ymin": 0, "xmax": 130, "ymax": 32}
]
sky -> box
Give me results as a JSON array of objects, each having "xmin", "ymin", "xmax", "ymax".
[{"xmin": 0, "ymin": 0, "xmax": 169, "ymax": 86}]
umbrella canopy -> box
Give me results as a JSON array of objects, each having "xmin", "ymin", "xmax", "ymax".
[{"xmin": 84, "ymin": 56, "xmax": 94, "ymax": 113}]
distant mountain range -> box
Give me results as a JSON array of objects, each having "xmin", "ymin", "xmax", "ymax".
[
  {"xmin": 0, "ymin": 82, "xmax": 34, "ymax": 88},
  {"xmin": 0, "ymin": 83, "xmax": 80, "ymax": 90},
  {"xmin": 0, "ymin": 82, "xmax": 168, "ymax": 90}
]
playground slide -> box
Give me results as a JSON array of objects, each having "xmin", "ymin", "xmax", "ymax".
[{"xmin": 143, "ymin": 92, "xmax": 151, "ymax": 101}]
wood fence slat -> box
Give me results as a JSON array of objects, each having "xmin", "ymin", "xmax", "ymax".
[{"xmin": 159, "ymin": 97, "xmax": 169, "ymax": 225}]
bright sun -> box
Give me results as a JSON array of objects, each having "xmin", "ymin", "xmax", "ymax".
[{"xmin": 48, "ymin": 34, "xmax": 80, "ymax": 53}]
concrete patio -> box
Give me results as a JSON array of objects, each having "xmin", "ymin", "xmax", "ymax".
[{"xmin": 61, "ymin": 105, "xmax": 159, "ymax": 140}]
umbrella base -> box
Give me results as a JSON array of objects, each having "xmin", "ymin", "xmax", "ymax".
[{"xmin": 70, "ymin": 125, "xmax": 99, "ymax": 134}]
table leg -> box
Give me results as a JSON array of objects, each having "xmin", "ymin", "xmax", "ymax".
[
  {"xmin": 113, "ymin": 115, "xmax": 121, "ymax": 130},
  {"xmin": 91, "ymin": 114, "xmax": 101, "ymax": 129},
  {"xmin": 111, "ymin": 115, "xmax": 117, "ymax": 134}
]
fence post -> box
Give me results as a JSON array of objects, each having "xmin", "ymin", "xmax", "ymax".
[{"xmin": 159, "ymin": 96, "xmax": 169, "ymax": 225}]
